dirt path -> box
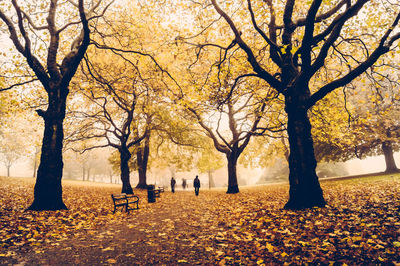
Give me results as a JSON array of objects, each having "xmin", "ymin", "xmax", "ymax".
[{"xmin": 7, "ymin": 192, "xmax": 221, "ymax": 265}]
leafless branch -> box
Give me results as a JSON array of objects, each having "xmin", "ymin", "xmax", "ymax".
[{"xmin": 0, "ymin": 78, "xmax": 38, "ymax": 92}]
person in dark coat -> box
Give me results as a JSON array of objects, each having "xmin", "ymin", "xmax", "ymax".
[
  {"xmin": 193, "ymin": 175, "xmax": 200, "ymax": 196},
  {"xmin": 182, "ymin": 178, "xmax": 187, "ymax": 189},
  {"xmin": 171, "ymin": 177, "xmax": 176, "ymax": 193}
]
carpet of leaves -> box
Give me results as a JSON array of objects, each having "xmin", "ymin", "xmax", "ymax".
[{"xmin": 0, "ymin": 174, "xmax": 399, "ymax": 265}]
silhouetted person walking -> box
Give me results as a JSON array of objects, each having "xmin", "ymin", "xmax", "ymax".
[
  {"xmin": 182, "ymin": 178, "xmax": 187, "ymax": 189},
  {"xmin": 193, "ymin": 175, "xmax": 200, "ymax": 196},
  {"xmin": 171, "ymin": 177, "xmax": 176, "ymax": 193}
]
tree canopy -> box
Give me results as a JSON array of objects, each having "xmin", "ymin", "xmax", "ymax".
[{"xmin": 0, "ymin": 0, "xmax": 399, "ymax": 210}]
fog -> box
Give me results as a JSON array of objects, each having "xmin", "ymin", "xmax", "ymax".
[{"xmin": 2, "ymin": 153, "xmax": 399, "ymax": 187}]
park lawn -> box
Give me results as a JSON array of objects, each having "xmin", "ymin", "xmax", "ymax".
[{"xmin": 0, "ymin": 174, "xmax": 399, "ymax": 265}]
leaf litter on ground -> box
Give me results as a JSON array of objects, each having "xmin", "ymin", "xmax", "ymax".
[{"xmin": 0, "ymin": 174, "xmax": 399, "ymax": 265}]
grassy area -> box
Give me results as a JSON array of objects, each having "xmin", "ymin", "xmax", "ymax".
[{"xmin": 0, "ymin": 173, "xmax": 399, "ymax": 264}]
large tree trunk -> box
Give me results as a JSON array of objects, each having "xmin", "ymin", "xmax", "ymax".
[
  {"xmin": 284, "ymin": 104, "xmax": 326, "ymax": 210},
  {"xmin": 382, "ymin": 141, "xmax": 399, "ymax": 173},
  {"xmin": 120, "ymin": 146, "xmax": 133, "ymax": 194},
  {"xmin": 6, "ymin": 165, "xmax": 10, "ymax": 177},
  {"xmin": 226, "ymin": 152, "xmax": 239, "ymax": 194},
  {"xmin": 27, "ymin": 95, "xmax": 68, "ymax": 210},
  {"xmin": 136, "ymin": 134, "xmax": 150, "ymax": 189}
]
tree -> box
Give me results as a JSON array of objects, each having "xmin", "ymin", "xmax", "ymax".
[
  {"xmin": 151, "ymin": 104, "xmax": 206, "ymax": 177},
  {"xmin": 0, "ymin": 131, "xmax": 25, "ymax": 177},
  {"xmin": 31, "ymin": 146, "xmax": 41, "ymax": 178},
  {"xmin": 69, "ymin": 57, "xmax": 150, "ymax": 193},
  {"xmin": 187, "ymin": 0, "xmax": 400, "ymax": 209},
  {"xmin": 188, "ymin": 82, "xmax": 279, "ymax": 193},
  {"xmin": 196, "ymin": 145, "xmax": 224, "ymax": 189},
  {"xmin": 310, "ymin": 76, "xmax": 400, "ymax": 173},
  {"xmin": 25, "ymin": 118, "xmax": 43, "ymax": 178},
  {"xmin": 134, "ymin": 114, "xmax": 152, "ymax": 188},
  {"xmin": 0, "ymin": 0, "xmax": 112, "ymax": 210},
  {"xmin": 310, "ymin": 91, "xmax": 356, "ymax": 163},
  {"xmin": 105, "ymin": 119, "xmax": 152, "ymax": 189},
  {"xmin": 347, "ymin": 85, "xmax": 400, "ymax": 173},
  {"xmin": 66, "ymin": 0, "xmax": 184, "ymax": 191},
  {"xmin": 102, "ymin": 94, "xmax": 205, "ymax": 189}
]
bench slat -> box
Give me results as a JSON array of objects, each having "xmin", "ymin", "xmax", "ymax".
[{"xmin": 111, "ymin": 193, "xmax": 139, "ymax": 213}]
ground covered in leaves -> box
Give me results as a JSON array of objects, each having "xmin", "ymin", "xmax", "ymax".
[{"xmin": 1, "ymin": 174, "xmax": 400, "ymax": 265}]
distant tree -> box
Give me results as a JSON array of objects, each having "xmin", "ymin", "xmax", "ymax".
[
  {"xmin": 69, "ymin": 64, "xmax": 149, "ymax": 193},
  {"xmin": 0, "ymin": 132, "xmax": 25, "ymax": 177},
  {"xmin": 106, "ymin": 114, "xmax": 202, "ymax": 189},
  {"xmin": 31, "ymin": 146, "xmax": 41, "ymax": 178},
  {"xmin": 150, "ymin": 106, "xmax": 206, "ymax": 179},
  {"xmin": 310, "ymin": 79, "xmax": 400, "ymax": 173},
  {"xmin": 349, "ymin": 79, "xmax": 400, "ymax": 173},
  {"xmin": 196, "ymin": 145, "xmax": 224, "ymax": 189},
  {"xmin": 188, "ymin": 86, "xmax": 280, "ymax": 193}
]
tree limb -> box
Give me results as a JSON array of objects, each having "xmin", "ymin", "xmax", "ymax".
[
  {"xmin": 0, "ymin": 78, "xmax": 38, "ymax": 92},
  {"xmin": 210, "ymin": 0, "xmax": 283, "ymax": 92}
]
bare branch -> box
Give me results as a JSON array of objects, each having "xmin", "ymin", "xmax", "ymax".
[
  {"xmin": 309, "ymin": 0, "xmax": 368, "ymax": 77},
  {"xmin": 210, "ymin": 0, "xmax": 283, "ymax": 92},
  {"xmin": 57, "ymin": 0, "xmax": 115, "ymax": 34},
  {"xmin": 0, "ymin": 1, "xmax": 50, "ymax": 89},
  {"xmin": 247, "ymin": 0, "xmax": 281, "ymax": 66},
  {"xmin": 0, "ymin": 78, "xmax": 38, "ymax": 92},
  {"xmin": 60, "ymin": 0, "xmax": 90, "ymax": 83},
  {"xmin": 292, "ymin": 0, "xmax": 349, "ymax": 28},
  {"xmin": 188, "ymin": 106, "xmax": 230, "ymax": 153},
  {"xmin": 300, "ymin": 0, "xmax": 323, "ymax": 69},
  {"xmin": 307, "ymin": 10, "xmax": 400, "ymax": 108},
  {"xmin": 91, "ymin": 41, "xmax": 183, "ymax": 97},
  {"xmin": 20, "ymin": 10, "xmax": 47, "ymax": 31}
]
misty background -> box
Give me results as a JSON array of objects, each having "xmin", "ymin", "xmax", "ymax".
[{"xmin": 2, "ymin": 151, "xmax": 398, "ymax": 188}]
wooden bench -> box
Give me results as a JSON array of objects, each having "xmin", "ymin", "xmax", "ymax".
[
  {"xmin": 111, "ymin": 193, "xmax": 139, "ymax": 213},
  {"xmin": 154, "ymin": 186, "xmax": 165, "ymax": 197},
  {"xmin": 154, "ymin": 188, "xmax": 161, "ymax": 198}
]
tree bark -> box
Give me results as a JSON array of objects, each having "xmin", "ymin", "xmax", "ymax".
[
  {"xmin": 284, "ymin": 104, "xmax": 326, "ymax": 210},
  {"xmin": 136, "ymin": 134, "xmax": 150, "ymax": 189},
  {"xmin": 226, "ymin": 152, "xmax": 239, "ymax": 194},
  {"xmin": 382, "ymin": 141, "xmax": 399, "ymax": 173},
  {"xmin": 136, "ymin": 147, "xmax": 147, "ymax": 189},
  {"xmin": 119, "ymin": 146, "xmax": 133, "ymax": 194},
  {"xmin": 27, "ymin": 95, "xmax": 68, "ymax": 210},
  {"xmin": 6, "ymin": 165, "xmax": 10, "ymax": 177}
]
